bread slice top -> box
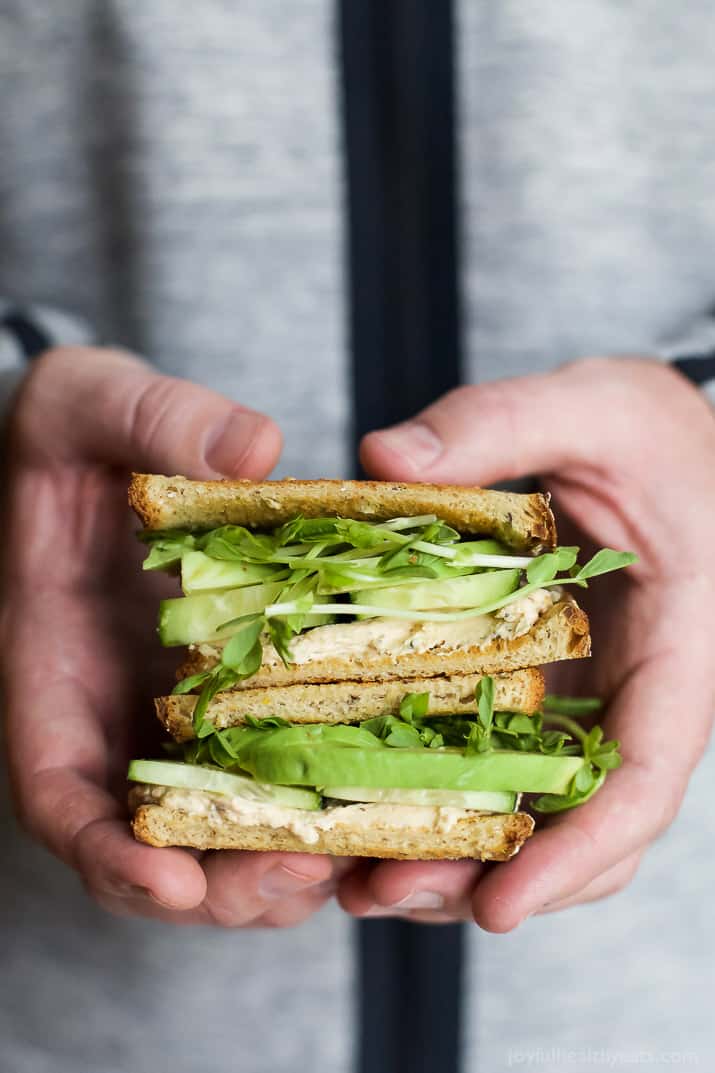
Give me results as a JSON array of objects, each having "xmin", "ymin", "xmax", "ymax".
[
  {"xmin": 157, "ymin": 666, "xmax": 545, "ymax": 742},
  {"xmin": 129, "ymin": 474, "xmax": 556, "ymax": 551}
]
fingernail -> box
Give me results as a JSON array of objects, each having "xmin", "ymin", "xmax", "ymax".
[
  {"xmin": 259, "ymin": 865, "xmax": 330, "ymax": 900},
  {"xmin": 372, "ymin": 422, "xmax": 443, "ymax": 468},
  {"xmin": 99, "ymin": 881, "xmax": 172, "ymax": 907},
  {"xmin": 306, "ymin": 878, "xmax": 337, "ymax": 899},
  {"xmin": 205, "ymin": 410, "xmax": 264, "ymax": 475},
  {"xmin": 390, "ymin": 891, "xmax": 445, "ymax": 910}
]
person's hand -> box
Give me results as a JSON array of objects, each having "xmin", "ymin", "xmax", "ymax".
[
  {"xmin": 339, "ymin": 357, "xmax": 715, "ymax": 929},
  {"xmin": 0, "ymin": 347, "xmax": 344, "ymax": 927}
]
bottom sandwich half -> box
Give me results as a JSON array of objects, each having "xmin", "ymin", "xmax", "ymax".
[
  {"xmin": 130, "ymin": 792, "xmax": 535, "ymax": 862},
  {"xmin": 126, "ymin": 668, "xmax": 585, "ymax": 862}
]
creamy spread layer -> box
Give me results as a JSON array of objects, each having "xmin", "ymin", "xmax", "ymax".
[
  {"xmin": 134, "ymin": 786, "xmax": 484, "ymax": 843},
  {"xmin": 195, "ymin": 587, "xmax": 557, "ymax": 666}
]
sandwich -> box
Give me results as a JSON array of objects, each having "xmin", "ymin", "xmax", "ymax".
[{"xmin": 127, "ymin": 474, "xmax": 634, "ymax": 861}]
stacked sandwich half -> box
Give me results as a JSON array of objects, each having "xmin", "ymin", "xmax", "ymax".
[{"xmin": 128, "ymin": 475, "xmax": 631, "ymax": 861}]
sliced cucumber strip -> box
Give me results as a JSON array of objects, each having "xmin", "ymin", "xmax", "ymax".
[
  {"xmin": 159, "ymin": 583, "xmax": 285, "ymax": 645},
  {"xmin": 352, "ymin": 568, "xmax": 520, "ymax": 612},
  {"xmin": 159, "ymin": 585, "xmax": 336, "ymax": 646},
  {"xmin": 128, "ymin": 760, "xmax": 322, "ymax": 810},
  {"xmin": 322, "ymin": 786, "xmax": 518, "ymax": 811},
  {"xmin": 181, "ymin": 551, "xmax": 285, "ymax": 594}
]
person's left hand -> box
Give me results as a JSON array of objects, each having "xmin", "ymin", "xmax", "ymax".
[{"xmin": 338, "ymin": 357, "xmax": 715, "ymax": 929}]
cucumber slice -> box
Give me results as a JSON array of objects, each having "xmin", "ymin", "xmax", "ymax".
[
  {"xmin": 181, "ymin": 551, "xmax": 285, "ymax": 594},
  {"xmin": 159, "ymin": 586, "xmax": 337, "ymax": 645},
  {"xmin": 352, "ymin": 568, "xmax": 520, "ymax": 612},
  {"xmin": 323, "ymin": 786, "xmax": 518, "ymax": 811},
  {"xmin": 159, "ymin": 584, "xmax": 286, "ymax": 645},
  {"xmin": 127, "ymin": 759, "xmax": 322, "ymax": 810}
]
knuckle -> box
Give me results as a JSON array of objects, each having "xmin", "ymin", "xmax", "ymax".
[
  {"xmin": 125, "ymin": 375, "xmax": 183, "ymax": 460},
  {"xmin": 254, "ymin": 909, "xmax": 297, "ymax": 929},
  {"xmin": 448, "ymin": 383, "xmax": 481, "ymax": 408},
  {"xmin": 604, "ymin": 855, "xmax": 642, "ymax": 900},
  {"xmin": 203, "ymin": 903, "xmax": 246, "ymax": 929},
  {"xmin": 471, "ymin": 380, "xmax": 526, "ymax": 479},
  {"xmin": 656, "ymin": 785, "xmax": 686, "ymax": 836},
  {"xmin": 561, "ymin": 354, "xmax": 616, "ymax": 380}
]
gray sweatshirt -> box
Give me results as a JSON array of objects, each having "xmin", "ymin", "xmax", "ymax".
[{"xmin": 1, "ymin": 4, "xmax": 714, "ymax": 1072}]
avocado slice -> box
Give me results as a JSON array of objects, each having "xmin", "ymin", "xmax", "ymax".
[{"xmin": 231, "ymin": 726, "xmax": 584, "ymax": 794}]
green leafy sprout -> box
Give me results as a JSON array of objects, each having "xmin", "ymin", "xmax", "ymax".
[{"xmin": 531, "ymin": 694, "xmax": 622, "ymax": 812}]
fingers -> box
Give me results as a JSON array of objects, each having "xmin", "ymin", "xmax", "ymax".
[
  {"xmin": 77, "ymin": 817, "xmax": 207, "ymax": 913},
  {"xmin": 535, "ymin": 851, "xmax": 643, "ymax": 915},
  {"xmin": 88, "ymin": 850, "xmax": 342, "ymax": 928},
  {"xmin": 339, "ymin": 859, "xmax": 483, "ymax": 923},
  {"xmin": 12, "ymin": 346, "xmax": 283, "ymax": 477},
  {"xmin": 471, "ymin": 648, "xmax": 710, "ymax": 933},
  {"xmin": 360, "ymin": 357, "xmax": 708, "ymax": 488},
  {"xmin": 200, "ymin": 851, "xmax": 337, "ymax": 927},
  {"xmin": 6, "ymin": 686, "xmax": 208, "ymax": 909}
]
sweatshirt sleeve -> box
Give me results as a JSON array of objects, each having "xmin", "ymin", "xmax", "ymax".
[
  {"xmin": 656, "ymin": 315, "xmax": 715, "ymax": 405},
  {"xmin": 0, "ymin": 301, "xmax": 95, "ymax": 424}
]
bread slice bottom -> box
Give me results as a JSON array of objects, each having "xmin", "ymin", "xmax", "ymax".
[{"xmin": 131, "ymin": 798, "xmax": 535, "ymax": 861}]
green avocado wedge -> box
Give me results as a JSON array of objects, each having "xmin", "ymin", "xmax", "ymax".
[{"xmin": 228, "ymin": 726, "xmax": 585, "ymax": 794}]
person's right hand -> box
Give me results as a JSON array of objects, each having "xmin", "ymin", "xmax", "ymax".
[{"xmin": 0, "ymin": 347, "xmax": 342, "ymax": 926}]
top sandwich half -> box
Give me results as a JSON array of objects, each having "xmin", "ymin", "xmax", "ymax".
[{"xmin": 129, "ymin": 475, "xmax": 600, "ymax": 732}]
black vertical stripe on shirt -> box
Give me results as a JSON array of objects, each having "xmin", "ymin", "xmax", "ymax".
[
  {"xmin": 672, "ymin": 353, "xmax": 715, "ymax": 386},
  {"xmin": 339, "ymin": 0, "xmax": 462, "ymax": 438},
  {"xmin": 338, "ymin": 4, "xmax": 464, "ymax": 1073},
  {"xmin": 1, "ymin": 310, "xmax": 52, "ymax": 359}
]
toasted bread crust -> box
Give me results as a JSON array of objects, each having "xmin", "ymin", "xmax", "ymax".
[
  {"xmin": 131, "ymin": 801, "xmax": 535, "ymax": 861},
  {"xmin": 177, "ymin": 597, "xmax": 590, "ymax": 689},
  {"xmin": 129, "ymin": 474, "xmax": 556, "ymax": 550},
  {"xmin": 157, "ymin": 667, "xmax": 545, "ymax": 742}
]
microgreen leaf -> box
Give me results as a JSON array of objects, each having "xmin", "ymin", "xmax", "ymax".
[
  {"xmin": 399, "ymin": 692, "xmax": 430, "ymax": 723},
  {"xmin": 573, "ymin": 549, "xmax": 638, "ymax": 581},
  {"xmin": 171, "ymin": 670, "xmax": 213, "ymax": 695},
  {"xmin": 142, "ymin": 535, "xmax": 196, "ymax": 571},
  {"xmin": 542, "ymin": 694, "xmax": 603, "ymax": 715},
  {"xmin": 244, "ymin": 715, "xmax": 292, "ymax": 730},
  {"xmin": 267, "ymin": 618, "xmax": 295, "ymax": 666},
  {"xmin": 476, "ymin": 676, "xmax": 495, "ymax": 732},
  {"xmin": 221, "ymin": 617, "xmax": 264, "ymax": 671},
  {"xmin": 526, "ymin": 553, "xmax": 560, "ymax": 585},
  {"xmin": 199, "ymin": 525, "xmax": 277, "ymax": 562},
  {"xmin": 533, "ymin": 693, "xmax": 622, "ymax": 813}
]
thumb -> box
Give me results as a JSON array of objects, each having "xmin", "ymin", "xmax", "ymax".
[
  {"xmin": 14, "ymin": 346, "xmax": 283, "ymax": 479},
  {"xmin": 360, "ymin": 359, "xmax": 643, "ymax": 485}
]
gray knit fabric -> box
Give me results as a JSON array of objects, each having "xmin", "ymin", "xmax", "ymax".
[{"xmin": 1, "ymin": 3, "xmax": 714, "ymax": 1071}]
